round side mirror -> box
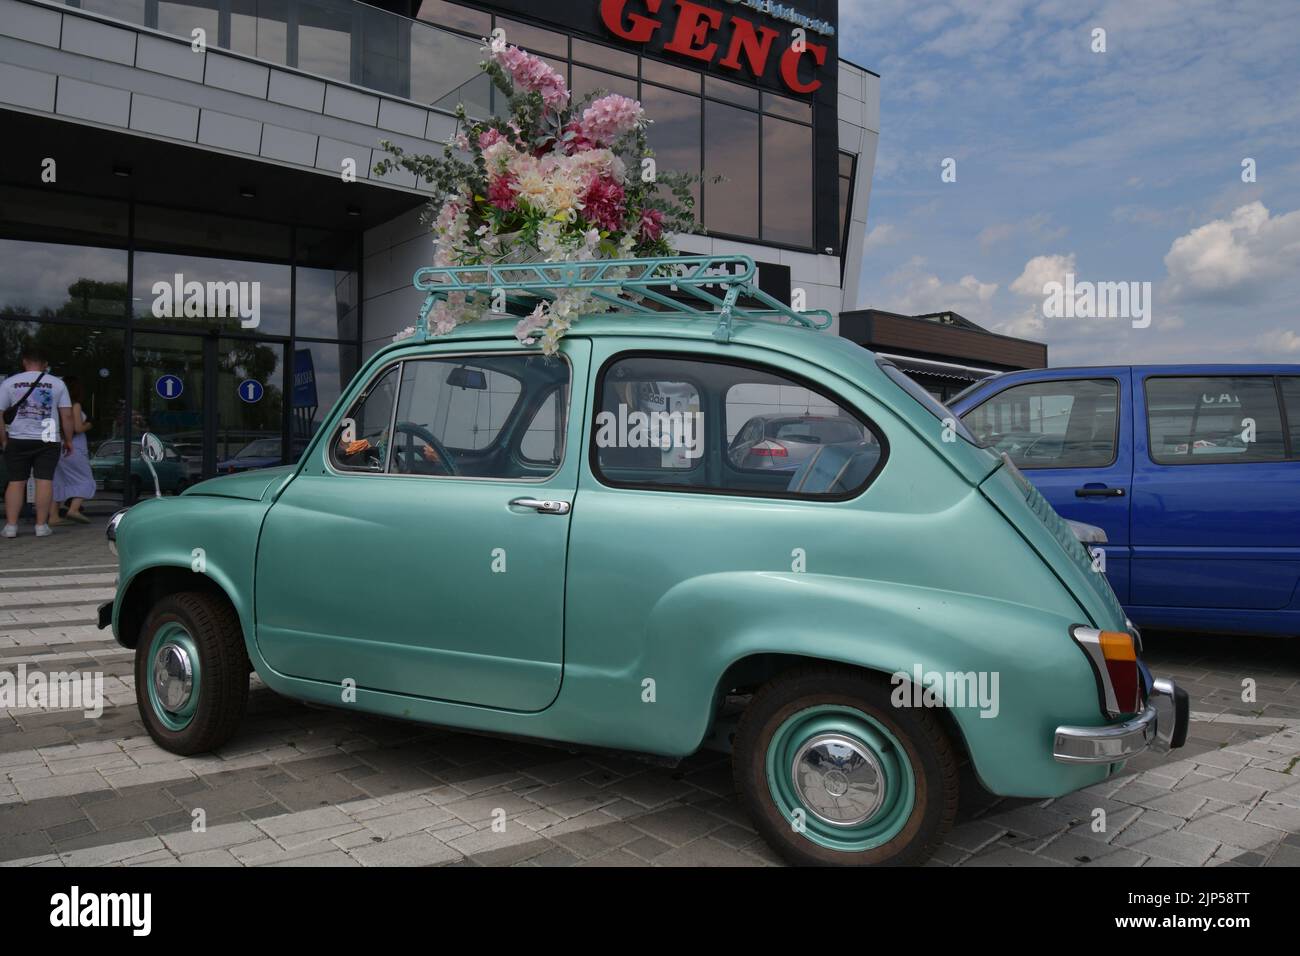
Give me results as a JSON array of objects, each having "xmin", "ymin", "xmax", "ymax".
[
  {"xmin": 140, "ymin": 432, "xmax": 164, "ymax": 499},
  {"xmin": 141, "ymin": 432, "xmax": 165, "ymax": 463}
]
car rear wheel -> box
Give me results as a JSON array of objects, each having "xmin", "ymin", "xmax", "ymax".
[
  {"xmin": 135, "ymin": 591, "xmax": 249, "ymax": 755},
  {"xmin": 733, "ymin": 665, "xmax": 958, "ymax": 866}
]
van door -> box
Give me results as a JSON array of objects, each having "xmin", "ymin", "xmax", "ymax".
[
  {"xmin": 1130, "ymin": 372, "xmax": 1300, "ymax": 618},
  {"xmin": 254, "ymin": 343, "xmax": 587, "ymax": 712},
  {"xmin": 959, "ymin": 370, "xmax": 1133, "ymax": 602}
]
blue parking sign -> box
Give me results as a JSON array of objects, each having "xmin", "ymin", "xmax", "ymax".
[
  {"xmin": 156, "ymin": 374, "xmax": 183, "ymax": 400},
  {"xmin": 238, "ymin": 379, "xmax": 264, "ymax": 404}
]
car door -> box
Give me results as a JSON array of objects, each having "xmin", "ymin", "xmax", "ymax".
[
  {"xmin": 959, "ymin": 370, "xmax": 1133, "ymax": 602},
  {"xmin": 1130, "ymin": 371, "xmax": 1300, "ymax": 617},
  {"xmin": 254, "ymin": 341, "xmax": 588, "ymax": 712}
]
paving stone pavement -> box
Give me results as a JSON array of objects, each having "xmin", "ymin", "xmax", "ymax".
[{"xmin": 2, "ymin": 517, "xmax": 1298, "ymax": 867}]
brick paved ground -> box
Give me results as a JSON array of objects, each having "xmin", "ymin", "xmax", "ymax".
[{"xmin": 2, "ymin": 516, "xmax": 1298, "ymax": 867}]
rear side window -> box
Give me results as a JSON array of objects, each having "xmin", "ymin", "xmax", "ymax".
[
  {"xmin": 593, "ymin": 354, "xmax": 884, "ymax": 499},
  {"xmin": 963, "ymin": 378, "xmax": 1118, "ymax": 468},
  {"xmin": 1281, "ymin": 378, "xmax": 1300, "ymax": 452},
  {"xmin": 1145, "ymin": 376, "xmax": 1286, "ymax": 464}
]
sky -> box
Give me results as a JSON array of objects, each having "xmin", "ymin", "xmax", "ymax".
[{"xmin": 836, "ymin": 0, "xmax": 1300, "ymax": 366}]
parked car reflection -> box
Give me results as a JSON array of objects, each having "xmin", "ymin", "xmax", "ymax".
[{"xmin": 90, "ymin": 439, "xmax": 191, "ymax": 496}]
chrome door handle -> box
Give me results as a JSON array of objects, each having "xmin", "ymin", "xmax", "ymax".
[{"xmin": 509, "ymin": 497, "xmax": 571, "ymax": 515}]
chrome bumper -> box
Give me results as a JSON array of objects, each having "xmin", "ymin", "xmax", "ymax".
[{"xmin": 1053, "ymin": 678, "xmax": 1189, "ymax": 764}]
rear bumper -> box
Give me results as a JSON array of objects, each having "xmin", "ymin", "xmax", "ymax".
[{"xmin": 1053, "ymin": 678, "xmax": 1189, "ymax": 764}]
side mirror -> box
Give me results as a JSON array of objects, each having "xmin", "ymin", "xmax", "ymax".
[{"xmin": 140, "ymin": 432, "xmax": 164, "ymax": 499}]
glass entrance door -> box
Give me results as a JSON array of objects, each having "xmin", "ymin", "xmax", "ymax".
[
  {"xmin": 215, "ymin": 338, "xmax": 286, "ymax": 474},
  {"xmin": 128, "ymin": 332, "xmax": 205, "ymax": 500}
]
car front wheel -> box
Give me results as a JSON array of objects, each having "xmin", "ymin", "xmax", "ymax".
[
  {"xmin": 733, "ymin": 665, "xmax": 959, "ymax": 866},
  {"xmin": 135, "ymin": 591, "xmax": 249, "ymax": 755}
]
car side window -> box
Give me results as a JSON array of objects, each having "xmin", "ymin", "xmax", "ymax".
[
  {"xmin": 519, "ymin": 385, "xmax": 568, "ymax": 467},
  {"xmin": 962, "ymin": 379, "xmax": 1118, "ymax": 468},
  {"xmin": 391, "ymin": 354, "xmax": 569, "ymax": 479},
  {"xmin": 331, "ymin": 365, "xmax": 399, "ymax": 473},
  {"xmin": 1146, "ymin": 376, "xmax": 1287, "ymax": 464},
  {"xmin": 593, "ymin": 354, "xmax": 883, "ymax": 498}
]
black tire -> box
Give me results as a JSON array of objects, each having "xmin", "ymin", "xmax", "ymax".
[
  {"xmin": 732, "ymin": 665, "xmax": 959, "ymax": 866},
  {"xmin": 135, "ymin": 591, "xmax": 249, "ymax": 755}
]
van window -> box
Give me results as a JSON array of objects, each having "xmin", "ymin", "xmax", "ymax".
[
  {"xmin": 1145, "ymin": 376, "xmax": 1286, "ymax": 464},
  {"xmin": 1282, "ymin": 377, "xmax": 1300, "ymax": 454},
  {"xmin": 963, "ymin": 379, "xmax": 1118, "ymax": 468},
  {"xmin": 593, "ymin": 355, "xmax": 884, "ymax": 498}
]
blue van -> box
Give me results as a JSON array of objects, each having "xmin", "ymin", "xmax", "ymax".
[{"xmin": 950, "ymin": 365, "xmax": 1300, "ymax": 637}]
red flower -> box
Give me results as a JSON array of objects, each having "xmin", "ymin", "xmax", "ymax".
[
  {"xmin": 561, "ymin": 121, "xmax": 597, "ymax": 154},
  {"xmin": 639, "ymin": 208, "xmax": 664, "ymax": 243},
  {"xmin": 582, "ymin": 176, "xmax": 625, "ymax": 232},
  {"xmin": 488, "ymin": 174, "xmax": 518, "ymax": 211}
]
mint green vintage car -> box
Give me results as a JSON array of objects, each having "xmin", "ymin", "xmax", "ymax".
[{"xmin": 100, "ymin": 256, "xmax": 1188, "ymax": 866}]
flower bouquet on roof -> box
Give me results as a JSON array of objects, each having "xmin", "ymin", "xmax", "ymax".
[{"xmin": 375, "ymin": 33, "xmax": 703, "ymax": 354}]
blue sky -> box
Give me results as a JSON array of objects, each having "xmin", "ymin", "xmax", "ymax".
[{"xmin": 837, "ymin": 0, "xmax": 1300, "ymax": 366}]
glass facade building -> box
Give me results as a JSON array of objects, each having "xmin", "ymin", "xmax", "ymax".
[{"xmin": 0, "ymin": 0, "xmax": 878, "ymax": 506}]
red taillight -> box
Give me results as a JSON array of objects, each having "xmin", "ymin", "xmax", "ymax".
[
  {"xmin": 752, "ymin": 441, "xmax": 788, "ymax": 458},
  {"xmin": 1071, "ymin": 626, "xmax": 1142, "ymax": 716}
]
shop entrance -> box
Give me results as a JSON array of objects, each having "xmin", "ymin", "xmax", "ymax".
[{"xmin": 127, "ymin": 333, "xmax": 287, "ymax": 503}]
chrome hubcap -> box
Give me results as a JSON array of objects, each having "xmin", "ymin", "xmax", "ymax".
[
  {"xmin": 791, "ymin": 733, "xmax": 885, "ymax": 827},
  {"xmin": 152, "ymin": 642, "xmax": 193, "ymax": 713}
]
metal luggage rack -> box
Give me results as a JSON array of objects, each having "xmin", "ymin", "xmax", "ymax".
[{"xmin": 411, "ymin": 254, "xmax": 833, "ymax": 343}]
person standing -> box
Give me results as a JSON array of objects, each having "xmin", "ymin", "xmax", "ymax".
[
  {"xmin": 0, "ymin": 345, "xmax": 74, "ymax": 538},
  {"xmin": 50, "ymin": 375, "xmax": 96, "ymax": 525}
]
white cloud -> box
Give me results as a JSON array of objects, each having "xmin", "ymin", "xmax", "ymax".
[
  {"xmin": 861, "ymin": 223, "xmax": 899, "ymax": 251},
  {"xmin": 1254, "ymin": 328, "xmax": 1300, "ymax": 354},
  {"xmin": 1009, "ymin": 253, "xmax": 1077, "ymax": 297},
  {"xmin": 1164, "ymin": 202, "xmax": 1300, "ymax": 301},
  {"xmin": 873, "ymin": 257, "xmax": 998, "ymax": 323}
]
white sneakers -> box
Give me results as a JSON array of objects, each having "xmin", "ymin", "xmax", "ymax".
[{"xmin": 1, "ymin": 524, "xmax": 54, "ymax": 537}]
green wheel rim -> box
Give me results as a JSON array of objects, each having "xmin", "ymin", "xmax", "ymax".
[
  {"xmin": 145, "ymin": 622, "xmax": 201, "ymax": 732},
  {"xmin": 765, "ymin": 704, "xmax": 916, "ymax": 853}
]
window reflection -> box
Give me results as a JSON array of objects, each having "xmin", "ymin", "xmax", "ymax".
[
  {"xmin": 133, "ymin": 252, "xmax": 291, "ymax": 336},
  {"xmin": 0, "ymin": 239, "xmax": 129, "ymax": 323},
  {"xmin": 642, "ymin": 84, "xmax": 701, "ymax": 221},
  {"xmin": 230, "ymin": 0, "xmax": 288, "ymax": 64},
  {"xmin": 413, "ymin": 22, "xmax": 491, "ymax": 114},
  {"xmin": 571, "ymin": 65, "xmax": 637, "ymax": 101},
  {"xmin": 298, "ymin": 0, "xmax": 353, "ymax": 83},
  {"xmin": 704, "ymin": 101, "xmax": 759, "ymax": 238},
  {"xmin": 762, "ymin": 118, "xmax": 812, "ymax": 246},
  {"xmin": 156, "ymin": 0, "xmax": 219, "ymax": 44}
]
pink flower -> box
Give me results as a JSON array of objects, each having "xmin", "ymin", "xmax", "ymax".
[
  {"xmin": 638, "ymin": 208, "xmax": 664, "ymax": 243},
  {"xmin": 580, "ymin": 94, "xmax": 645, "ymax": 145},
  {"xmin": 490, "ymin": 44, "xmax": 569, "ymax": 111},
  {"xmin": 477, "ymin": 127, "xmax": 505, "ymax": 149},
  {"xmin": 487, "ymin": 173, "xmax": 518, "ymax": 211},
  {"xmin": 582, "ymin": 175, "xmax": 626, "ymax": 232},
  {"xmin": 561, "ymin": 121, "xmax": 597, "ymax": 154}
]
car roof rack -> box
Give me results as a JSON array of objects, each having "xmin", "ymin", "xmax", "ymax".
[{"xmin": 412, "ymin": 254, "xmax": 832, "ymax": 343}]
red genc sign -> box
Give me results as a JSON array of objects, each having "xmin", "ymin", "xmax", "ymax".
[{"xmin": 599, "ymin": 0, "xmax": 828, "ymax": 94}]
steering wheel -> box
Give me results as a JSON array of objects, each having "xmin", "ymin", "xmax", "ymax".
[{"xmin": 394, "ymin": 421, "xmax": 457, "ymax": 476}]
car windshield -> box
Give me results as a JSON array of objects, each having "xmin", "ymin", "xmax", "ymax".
[
  {"xmin": 878, "ymin": 362, "xmax": 986, "ymax": 447},
  {"xmin": 94, "ymin": 441, "xmax": 141, "ymax": 459},
  {"xmin": 236, "ymin": 439, "xmax": 281, "ymax": 458}
]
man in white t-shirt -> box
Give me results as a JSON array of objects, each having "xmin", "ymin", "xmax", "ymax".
[{"xmin": 0, "ymin": 345, "xmax": 75, "ymax": 538}]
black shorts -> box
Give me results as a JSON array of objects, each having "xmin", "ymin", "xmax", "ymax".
[{"xmin": 3, "ymin": 438, "xmax": 60, "ymax": 482}]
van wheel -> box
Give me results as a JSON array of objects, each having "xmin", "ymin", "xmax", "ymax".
[
  {"xmin": 135, "ymin": 591, "xmax": 249, "ymax": 755},
  {"xmin": 733, "ymin": 666, "xmax": 958, "ymax": 866}
]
